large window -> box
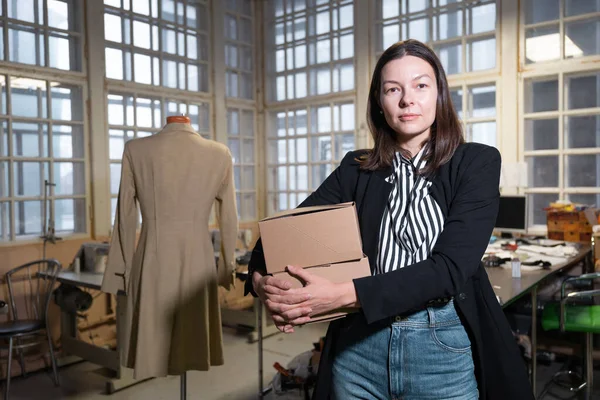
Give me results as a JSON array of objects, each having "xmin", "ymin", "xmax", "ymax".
[
  {"xmin": 0, "ymin": 76, "xmax": 85, "ymax": 240},
  {"xmin": 1, "ymin": 0, "xmax": 83, "ymax": 71},
  {"xmin": 264, "ymin": 0, "xmax": 356, "ymax": 214},
  {"xmin": 266, "ymin": 0, "xmax": 355, "ymax": 102},
  {"xmin": 107, "ymin": 93, "xmax": 211, "ymax": 223},
  {"xmin": 521, "ymin": 0, "xmax": 600, "ymax": 229},
  {"xmin": 523, "ymin": 72, "xmax": 600, "ymax": 227},
  {"xmin": 267, "ymin": 102, "xmax": 355, "ymax": 214},
  {"xmin": 0, "ymin": 0, "xmax": 86, "ymax": 242},
  {"xmin": 523, "ymin": 0, "xmax": 600, "ymax": 64},
  {"xmin": 104, "ymin": 0, "xmax": 210, "ymax": 91},
  {"xmin": 224, "ymin": 0, "xmax": 254, "ymax": 99},
  {"xmin": 374, "ymin": 0, "xmax": 497, "ymax": 75}
]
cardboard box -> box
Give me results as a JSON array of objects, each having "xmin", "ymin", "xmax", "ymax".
[
  {"xmin": 258, "ymin": 203, "xmax": 370, "ymax": 322},
  {"xmin": 259, "ymin": 203, "xmax": 364, "ymax": 273}
]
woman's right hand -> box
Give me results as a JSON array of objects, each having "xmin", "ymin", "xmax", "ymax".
[{"xmin": 252, "ymin": 271, "xmax": 312, "ymax": 333}]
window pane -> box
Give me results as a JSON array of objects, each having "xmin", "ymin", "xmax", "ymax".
[
  {"xmin": 468, "ymin": 122, "xmax": 496, "ymax": 147},
  {"xmin": 15, "ymin": 201, "xmax": 42, "ymax": 237},
  {"xmin": 467, "ymin": 37, "xmax": 495, "ymax": 71},
  {"xmin": 55, "ymin": 198, "xmax": 86, "ymax": 232},
  {"xmin": 242, "ymin": 166, "xmax": 255, "ymax": 190},
  {"xmin": 528, "ymin": 193, "xmax": 558, "ymax": 226},
  {"xmin": 565, "ymin": 116, "xmax": 600, "ymax": 149},
  {"xmin": 565, "ymin": 18, "xmax": 600, "ymax": 59},
  {"xmin": 335, "ymin": 133, "xmax": 354, "ymax": 160},
  {"xmin": 311, "ymin": 163, "xmax": 332, "ymax": 189},
  {"xmin": 51, "ymin": 84, "xmax": 83, "ymax": 121},
  {"xmin": 11, "ymin": 78, "xmax": 47, "ymax": 119},
  {"xmin": 377, "ymin": 0, "xmax": 401, "ymax": 19},
  {"xmin": 53, "ymin": 125, "xmax": 84, "ymax": 159},
  {"xmin": 242, "ymin": 193, "xmax": 256, "ymax": 220},
  {"xmin": 49, "ymin": 33, "xmax": 79, "ymax": 71},
  {"xmin": 434, "ymin": 10, "xmax": 462, "ymax": 41},
  {"xmin": 242, "ymin": 139, "xmax": 254, "ymax": 163},
  {"xmin": 0, "ymin": 202, "xmax": 11, "ymax": 240},
  {"xmin": 311, "ymin": 136, "xmax": 332, "ymax": 162},
  {"xmin": 8, "ymin": 25, "xmax": 43, "ymax": 66},
  {"xmin": 12, "ymin": 122, "xmax": 46, "ymax": 157},
  {"xmin": 241, "ymin": 110, "xmax": 254, "ymax": 136},
  {"xmin": 228, "ymin": 109, "xmax": 239, "ymax": 136},
  {"xmin": 566, "ymin": 73, "xmax": 599, "ymax": 110},
  {"xmin": 568, "ymin": 194, "xmax": 600, "ymax": 207},
  {"xmin": 106, "ymin": 48, "xmax": 124, "ymax": 79},
  {"xmin": 0, "ymin": 162, "xmax": 9, "ymax": 197},
  {"xmin": 228, "ymin": 139, "xmax": 240, "ymax": 163},
  {"xmin": 110, "ymin": 163, "xmax": 121, "ymax": 195},
  {"xmin": 524, "ymin": 0, "xmax": 559, "ymax": 25},
  {"xmin": 526, "ymin": 156, "xmax": 559, "ymax": 187},
  {"xmin": 565, "ymin": 0, "xmax": 600, "ymax": 16},
  {"xmin": 468, "ymin": 3, "xmax": 495, "ymax": 35},
  {"xmin": 566, "ymin": 155, "xmax": 599, "ymax": 187},
  {"xmin": 450, "ymin": 88, "xmax": 463, "ymax": 119},
  {"xmin": 54, "ymin": 162, "xmax": 85, "ymax": 195},
  {"xmin": 524, "ymin": 78, "xmax": 558, "ymax": 113},
  {"xmin": 14, "ymin": 162, "xmax": 43, "ymax": 197},
  {"xmin": 0, "ymin": 121, "xmax": 8, "ymax": 157},
  {"xmin": 525, "ymin": 25, "xmax": 560, "ymax": 64},
  {"xmin": 469, "ymin": 85, "xmax": 495, "ymax": 118},
  {"xmin": 435, "ymin": 42, "xmax": 461, "ymax": 75},
  {"xmin": 525, "ymin": 119, "xmax": 559, "ymax": 151}
]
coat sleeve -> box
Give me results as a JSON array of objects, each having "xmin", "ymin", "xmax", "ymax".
[
  {"xmin": 354, "ymin": 146, "xmax": 502, "ymax": 324},
  {"xmin": 243, "ymin": 151, "xmax": 357, "ymax": 296},
  {"xmin": 102, "ymin": 143, "xmax": 137, "ymax": 295},
  {"xmin": 215, "ymin": 152, "xmax": 238, "ymax": 290}
]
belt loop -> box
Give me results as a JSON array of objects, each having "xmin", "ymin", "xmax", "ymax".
[{"xmin": 426, "ymin": 306, "xmax": 435, "ymax": 328}]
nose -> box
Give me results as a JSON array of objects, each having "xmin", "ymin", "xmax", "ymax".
[{"xmin": 399, "ymin": 90, "xmax": 414, "ymax": 108}]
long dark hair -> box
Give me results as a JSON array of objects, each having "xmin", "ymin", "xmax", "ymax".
[{"xmin": 360, "ymin": 39, "xmax": 464, "ymax": 177}]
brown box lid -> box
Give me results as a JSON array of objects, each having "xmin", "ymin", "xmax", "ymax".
[{"xmin": 259, "ymin": 202, "xmax": 364, "ymax": 274}]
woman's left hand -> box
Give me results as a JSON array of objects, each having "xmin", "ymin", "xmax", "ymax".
[{"xmin": 267, "ymin": 265, "xmax": 359, "ymax": 325}]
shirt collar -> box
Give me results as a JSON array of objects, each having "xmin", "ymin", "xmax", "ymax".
[{"xmin": 394, "ymin": 145, "xmax": 428, "ymax": 171}]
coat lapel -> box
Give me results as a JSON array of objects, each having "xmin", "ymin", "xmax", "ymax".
[{"xmin": 356, "ymin": 167, "xmax": 393, "ymax": 274}]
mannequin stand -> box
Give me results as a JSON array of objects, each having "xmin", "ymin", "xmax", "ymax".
[{"xmin": 181, "ymin": 372, "xmax": 186, "ymax": 400}]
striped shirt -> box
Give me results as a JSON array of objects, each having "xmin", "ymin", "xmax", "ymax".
[{"xmin": 375, "ymin": 147, "xmax": 445, "ymax": 275}]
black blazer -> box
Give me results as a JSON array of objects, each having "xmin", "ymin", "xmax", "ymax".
[{"xmin": 246, "ymin": 143, "xmax": 534, "ymax": 400}]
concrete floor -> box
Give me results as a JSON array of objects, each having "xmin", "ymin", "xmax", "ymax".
[
  {"xmin": 5, "ymin": 323, "xmax": 328, "ymax": 400},
  {"xmin": 5, "ymin": 323, "xmax": 600, "ymax": 399}
]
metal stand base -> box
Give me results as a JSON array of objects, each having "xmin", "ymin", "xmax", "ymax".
[{"xmin": 181, "ymin": 372, "xmax": 186, "ymax": 400}]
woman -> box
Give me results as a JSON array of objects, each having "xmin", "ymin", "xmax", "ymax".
[{"xmin": 245, "ymin": 40, "xmax": 533, "ymax": 400}]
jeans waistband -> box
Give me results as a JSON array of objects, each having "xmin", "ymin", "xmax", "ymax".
[{"xmin": 391, "ymin": 297, "xmax": 455, "ymax": 324}]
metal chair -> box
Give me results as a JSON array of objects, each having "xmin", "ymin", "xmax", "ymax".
[
  {"xmin": 539, "ymin": 272, "xmax": 600, "ymax": 399},
  {"xmin": 0, "ymin": 259, "xmax": 62, "ymax": 399}
]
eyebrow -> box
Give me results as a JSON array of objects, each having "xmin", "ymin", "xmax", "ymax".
[{"xmin": 382, "ymin": 74, "xmax": 433, "ymax": 85}]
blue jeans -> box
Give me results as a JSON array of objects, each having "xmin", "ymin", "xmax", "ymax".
[{"xmin": 331, "ymin": 300, "xmax": 478, "ymax": 400}]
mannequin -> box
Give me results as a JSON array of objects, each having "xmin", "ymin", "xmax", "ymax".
[
  {"xmin": 102, "ymin": 113, "xmax": 238, "ymax": 399},
  {"xmin": 168, "ymin": 115, "xmax": 191, "ymax": 400}
]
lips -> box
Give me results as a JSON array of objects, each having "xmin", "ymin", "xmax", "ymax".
[{"xmin": 399, "ymin": 114, "xmax": 420, "ymax": 121}]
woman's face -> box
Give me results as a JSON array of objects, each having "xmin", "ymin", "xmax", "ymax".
[{"xmin": 379, "ymin": 55, "xmax": 438, "ymax": 145}]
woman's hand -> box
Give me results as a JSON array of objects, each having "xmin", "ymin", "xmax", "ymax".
[
  {"xmin": 268, "ymin": 266, "xmax": 360, "ymax": 324},
  {"xmin": 252, "ymin": 271, "xmax": 312, "ymax": 333}
]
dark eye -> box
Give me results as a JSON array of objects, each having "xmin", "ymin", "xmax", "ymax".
[
  {"xmin": 417, "ymin": 83, "xmax": 428, "ymax": 89},
  {"xmin": 387, "ymin": 87, "xmax": 399, "ymax": 93}
]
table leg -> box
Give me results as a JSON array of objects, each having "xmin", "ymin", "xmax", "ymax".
[{"xmin": 531, "ymin": 286, "xmax": 537, "ymax": 397}]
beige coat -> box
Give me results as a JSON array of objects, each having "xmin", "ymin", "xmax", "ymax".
[{"xmin": 101, "ymin": 122, "xmax": 238, "ymax": 380}]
